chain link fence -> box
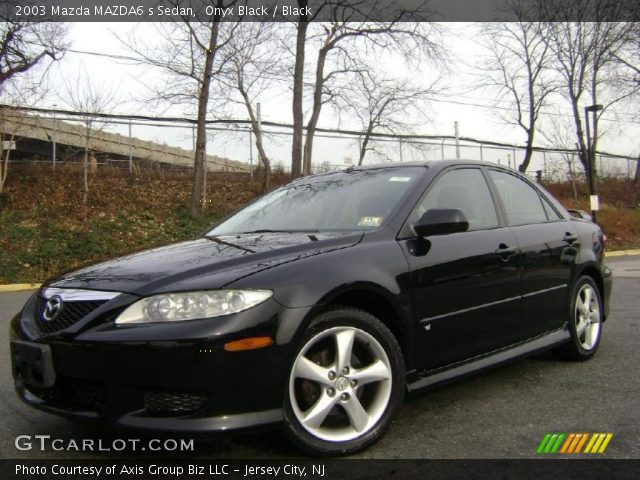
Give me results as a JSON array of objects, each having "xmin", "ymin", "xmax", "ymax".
[{"xmin": 2, "ymin": 107, "xmax": 638, "ymax": 181}]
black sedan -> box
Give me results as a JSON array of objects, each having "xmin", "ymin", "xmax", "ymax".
[{"xmin": 10, "ymin": 160, "xmax": 612, "ymax": 455}]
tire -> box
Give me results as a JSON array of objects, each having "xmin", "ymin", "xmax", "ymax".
[
  {"xmin": 283, "ymin": 307, "xmax": 405, "ymax": 456},
  {"xmin": 553, "ymin": 275, "xmax": 603, "ymax": 361}
]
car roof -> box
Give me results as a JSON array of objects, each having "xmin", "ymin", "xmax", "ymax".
[
  {"xmin": 288, "ymin": 160, "xmax": 524, "ymax": 185},
  {"xmin": 352, "ymin": 159, "xmax": 506, "ymax": 170}
]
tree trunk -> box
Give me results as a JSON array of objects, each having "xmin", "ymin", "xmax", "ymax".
[
  {"xmin": 188, "ymin": 19, "xmax": 221, "ymax": 218},
  {"xmin": 358, "ymin": 130, "xmax": 372, "ymax": 166},
  {"xmin": 83, "ymin": 148, "xmax": 89, "ymax": 207},
  {"xmin": 256, "ymin": 135, "xmax": 270, "ymax": 192},
  {"xmin": 568, "ymin": 155, "xmax": 578, "ymax": 200},
  {"xmin": 238, "ymin": 76, "xmax": 271, "ymax": 191},
  {"xmin": 83, "ymin": 126, "xmax": 89, "ymax": 207},
  {"xmin": 569, "ymin": 96, "xmax": 590, "ymax": 180},
  {"xmin": 518, "ymin": 127, "xmax": 535, "ymax": 173},
  {"xmin": 302, "ymin": 45, "xmax": 329, "ymax": 176},
  {"xmin": 291, "ymin": 8, "xmax": 308, "ymax": 179},
  {"xmin": 0, "ymin": 133, "xmax": 13, "ymax": 194},
  {"xmin": 634, "ymin": 153, "xmax": 640, "ymax": 185}
]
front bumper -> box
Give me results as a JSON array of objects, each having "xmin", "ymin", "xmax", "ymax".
[{"xmin": 10, "ymin": 293, "xmax": 303, "ymax": 432}]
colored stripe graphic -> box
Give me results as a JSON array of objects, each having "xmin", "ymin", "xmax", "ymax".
[
  {"xmin": 537, "ymin": 433, "xmax": 565, "ymax": 454},
  {"xmin": 550, "ymin": 433, "xmax": 565, "ymax": 453},
  {"xmin": 584, "ymin": 433, "xmax": 614, "ymax": 454},
  {"xmin": 574, "ymin": 433, "xmax": 589, "ymax": 453},
  {"xmin": 538, "ymin": 433, "xmax": 613, "ymax": 454},
  {"xmin": 537, "ymin": 434, "xmax": 552, "ymax": 454},
  {"xmin": 559, "ymin": 433, "xmax": 575, "ymax": 453}
]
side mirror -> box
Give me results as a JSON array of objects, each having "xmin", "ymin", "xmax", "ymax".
[
  {"xmin": 567, "ymin": 209, "xmax": 593, "ymax": 222},
  {"xmin": 413, "ymin": 209, "xmax": 469, "ymax": 237}
]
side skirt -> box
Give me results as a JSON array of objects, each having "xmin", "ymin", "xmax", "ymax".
[{"xmin": 406, "ymin": 327, "xmax": 571, "ymax": 393}]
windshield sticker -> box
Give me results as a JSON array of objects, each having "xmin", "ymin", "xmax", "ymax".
[
  {"xmin": 389, "ymin": 176, "xmax": 412, "ymax": 182},
  {"xmin": 358, "ymin": 216, "xmax": 383, "ymax": 227}
]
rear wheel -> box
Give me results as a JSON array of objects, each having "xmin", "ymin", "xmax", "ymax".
[
  {"xmin": 554, "ymin": 276, "xmax": 603, "ymax": 361},
  {"xmin": 283, "ymin": 308, "xmax": 405, "ymax": 456}
]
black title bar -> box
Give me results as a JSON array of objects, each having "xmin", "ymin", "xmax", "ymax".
[
  {"xmin": 1, "ymin": 0, "xmax": 639, "ymax": 22},
  {"xmin": 3, "ymin": 459, "xmax": 640, "ymax": 480}
]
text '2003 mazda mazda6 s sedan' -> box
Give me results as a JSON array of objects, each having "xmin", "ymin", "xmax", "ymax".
[{"xmin": 10, "ymin": 160, "xmax": 612, "ymax": 455}]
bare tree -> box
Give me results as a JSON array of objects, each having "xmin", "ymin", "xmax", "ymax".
[
  {"xmin": 0, "ymin": 18, "xmax": 67, "ymax": 90},
  {"xmin": 290, "ymin": 0, "xmax": 311, "ymax": 179},
  {"xmin": 287, "ymin": 1, "xmax": 441, "ymax": 176},
  {"xmin": 541, "ymin": 1, "xmax": 637, "ymax": 184},
  {"xmin": 60, "ymin": 73, "xmax": 117, "ymax": 208},
  {"xmin": 613, "ymin": 22, "xmax": 640, "ymax": 87},
  {"xmin": 338, "ymin": 70, "xmax": 438, "ymax": 165},
  {"xmin": 122, "ymin": 1, "xmax": 238, "ymax": 217},
  {"xmin": 612, "ymin": 22, "xmax": 640, "ymax": 183},
  {"xmin": 0, "ymin": 105, "xmax": 16, "ymax": 194},
  {"xmin": 220, "ymin": 23, "xmax": 284, "ymax": 191},
  {"xmin": 540, "ymin": 117, "xmax": 584, "ymax": 198},
  {"xmin": 478, "ymin": 6, "xmax": 556, "ymax": 173},
  {"xmin": 302, "ymin": 20, "xmax": 440, "ymax": 175},
  {"xmin": 0, "ymin": 18, "xmax": 66, "ymax": 193},
  {"xmin": 0, "ymin": 84, "xmax": 47, "ymax": 193}
]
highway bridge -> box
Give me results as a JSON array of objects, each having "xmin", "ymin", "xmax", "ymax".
[{"xmin": 0, "ymin": 108, "xmax": 250, "ymax": 172}]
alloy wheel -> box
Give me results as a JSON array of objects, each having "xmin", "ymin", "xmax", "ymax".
[
  {"xmin": 574, "ymin": 283, "xmax": 601, "ymax": 351},
  {"xmin": 288, "ymin": 326, "xmax": 393, "ymax": 442}
]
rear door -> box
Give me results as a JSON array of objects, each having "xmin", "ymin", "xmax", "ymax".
[
  {"xmin": 486, "ymin": 169, "xmax": 577, "ymax": 338},
  {"xmin": 398, "ymin": 167, "xmax": 523, "ymax": 370}
]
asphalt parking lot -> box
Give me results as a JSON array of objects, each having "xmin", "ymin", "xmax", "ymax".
[{"xmin": 0, "ymin": 256, "xmax": 638, "ymax": 459}]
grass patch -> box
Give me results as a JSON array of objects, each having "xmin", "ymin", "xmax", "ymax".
[{"xmin": 0, "ymin": 164, "xmax": 283, "ymax": 284}]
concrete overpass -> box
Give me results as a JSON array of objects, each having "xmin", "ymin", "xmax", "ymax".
[{"xmin": 0, "ymin": 108, "xmax": 250, "ymax": 172}]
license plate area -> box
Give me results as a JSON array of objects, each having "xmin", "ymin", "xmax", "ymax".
[{"xmin": 11, "ymin": 340, "xmax": 56, "ymax": 389}]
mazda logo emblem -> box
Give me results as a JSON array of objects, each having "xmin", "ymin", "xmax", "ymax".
[{"xmin": 43, "ymin": 296, "xmax": 63, "ymax": 321}]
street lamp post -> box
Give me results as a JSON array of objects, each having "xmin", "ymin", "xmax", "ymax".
[{"xmin": 584, "ymin": 104, "xmax": 603, "ymax": 223}]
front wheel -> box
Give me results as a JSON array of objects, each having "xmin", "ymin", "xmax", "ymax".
[
  {"xmin": 554, "ymin": 276, "xmax": 603, "ymax": 361},
  {"xmin": 283, "ymin": 308, "xmax": 405, "ymax": 456}
]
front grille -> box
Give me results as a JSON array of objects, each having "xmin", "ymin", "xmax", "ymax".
[
  {"xmin": 33, "ymin": 296, "xmax": 106, "ymax": 334},
  {"xmin": 31, "ymin": 377, "xmax": 106, "ymax": 409},
  {"xmin": 144, "ymin": 390, "xmax": 209, "ymax": 415}
]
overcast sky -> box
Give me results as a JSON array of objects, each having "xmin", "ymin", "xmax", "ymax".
[{"xmin": 33, "ymin": 22, "xmax": 640, "ymax": 172}]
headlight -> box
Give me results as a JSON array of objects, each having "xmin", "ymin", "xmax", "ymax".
[{"xmin": 114, "ymin": 290, "xmax": 273, "ymax": 324}]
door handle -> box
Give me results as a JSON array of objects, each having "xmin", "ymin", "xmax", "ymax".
[
  {"xmin": 495, "ymin": 243, "xmax": 517, "ymax": 261},
  {"xmin": 563, "ymin": 233, "xmax": 579, "ymax": 244}
]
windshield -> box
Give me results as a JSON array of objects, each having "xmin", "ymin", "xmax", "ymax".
[{"xmin": 208, "ymin": 167, "xmax": 425, "ymax": 235}]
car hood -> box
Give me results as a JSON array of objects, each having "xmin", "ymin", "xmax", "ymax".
[{"xmin": 47, "ymin": 232, "xmax": 363, "ymax": 296}]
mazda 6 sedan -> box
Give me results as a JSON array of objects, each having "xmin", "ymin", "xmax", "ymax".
[{"xmin": 10, "ymin": 160, "xmax": 612, "ymax": 455}]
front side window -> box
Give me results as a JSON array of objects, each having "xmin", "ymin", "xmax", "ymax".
[
  {"xmin": 407, "ymin": 168, "xmax": 499, "ymax": 231},
  {"xmin": 488, "ymin": 170, "xmax": 548, "ymax": 225},
  {"xmin": 209, "ymin": 168, "xmax": 424, "ymax": 235}
]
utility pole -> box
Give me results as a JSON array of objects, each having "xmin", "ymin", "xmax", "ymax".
[
  {"xmin": 128, "ymin": 120, "xmax": 133, "ymax": 174},
  {"xmin": 52, "ymin": 105, "xmax": 57, "ymax": 169},
  {"xmin": 454, "ymin": 121, "xmax": 460, "ymax": 159},
  {"xmin": 249, "ymin": 129, "xmax": 254, "ymax": 181},
  {"xmin": 585, "ymin": 104, "xmax": 603, "ymax": 223}
]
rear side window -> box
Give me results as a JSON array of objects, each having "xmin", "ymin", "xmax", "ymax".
[
  {"xmin": 488, "ymin": 170, "xmax": 547, "ymax": 225},
  {"xmin": 410, "ymin": 168, "xmax": 499, "ymax": 231}
]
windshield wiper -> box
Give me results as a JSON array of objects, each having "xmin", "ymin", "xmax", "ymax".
[
  {"xmin": 239, "ymin": 229, "xmax": 319, "ymax": 234},
  {"xmin": 203, "ymin": 235, "xmax": 256, "ymax": 253}
]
